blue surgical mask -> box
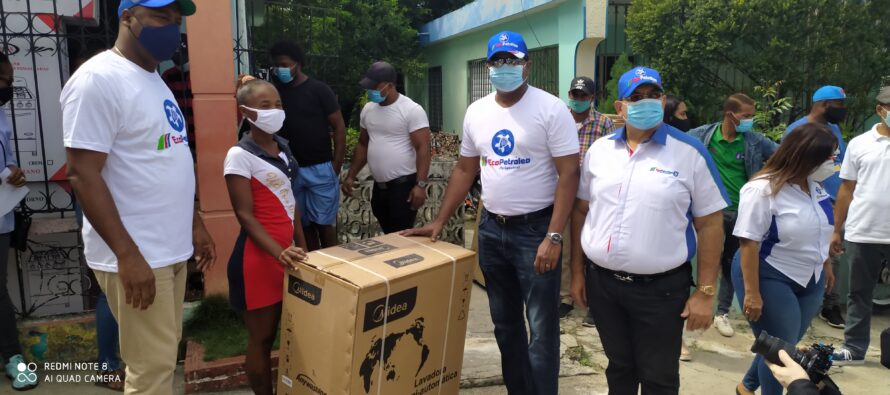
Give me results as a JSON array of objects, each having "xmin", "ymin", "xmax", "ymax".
[
  {"xmin": 883, "ymin": 108, "xmax": 890, "ymax": 128},
  {"xmin": 368, "ymin": 89, "xmax": 385, "ymax": 103},
  {"xmin": 736, "ymin": 118, "xmax": 755, "ymax": 133},
  {"xmin": 274, "ymin": 67, "xmax": 294, "ymax": 84},
  {"xmin": 131, "ymin": 18, "xmax": 181, "ymax": 61},
  {"xmin": 568, "ymin": 99, "xmax": 591, "ymax": 113},
  {"xmin": 624, "ymin": 99, "xmax": 664, "ymax": 130},
  {"xmin": 489, "ymin": 65, "xmax": 525, "ymax": 92}
]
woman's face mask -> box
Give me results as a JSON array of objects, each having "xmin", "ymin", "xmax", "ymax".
[{"xmin": 241, "ymin": 106, "xmax": 285, "ymax": 134}]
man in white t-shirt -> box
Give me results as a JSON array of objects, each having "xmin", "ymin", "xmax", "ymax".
[
  {"xmin": 830, "ymin": 85, "xmax": 890, "ymax": 366},
  {"xmin": 60, "ymin": 1, "xmax": 215, "ymax": 393},
  {"xmin": 404, "ymin": 31, "xmax": 579, "ymax": 395},
  {"xmin": 342, "ymin": 61, "xmax": 431, "ymax": 233}
]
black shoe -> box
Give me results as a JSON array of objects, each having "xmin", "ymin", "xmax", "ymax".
[
  {"xmin": 558, "ymin": 303, "xmax": 573, "ymax": 319},
  {"xmin": 819, "ymin": 306, "xmax": 846, "ymax": 329},
  {"xmin": 582, "ymin": 315, "xmax": 596, "ymax": 328}
]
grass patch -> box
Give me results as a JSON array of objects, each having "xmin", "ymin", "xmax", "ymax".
[
  {"xmin": 183, "ymin": 295, "xmax": 279, "ymax": 361},
  {"xmin": 565, "ymin": 345, "xmax": 595, "ymax": 368}
]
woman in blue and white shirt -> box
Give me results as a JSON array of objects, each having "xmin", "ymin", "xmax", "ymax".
[{"xmin": 732, "ymin": 123, "xmax": 839, "ymax": 395}]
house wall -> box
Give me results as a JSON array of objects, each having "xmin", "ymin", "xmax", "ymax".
[{"xmin": 408, "ymin": 0, "xmax": 586, "ymax": 134}]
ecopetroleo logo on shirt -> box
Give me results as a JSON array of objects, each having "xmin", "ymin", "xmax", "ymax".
[
  {"xmin": 483, "ymin": 129, "xmax": 532, "ymax": 170},
  {"xmin": 650, "ymin": 166, "xmax": 679, "ymax": 177},
  {"xmin": 156, "ymin": 99, "xmax": 188, "ymax": 151}
]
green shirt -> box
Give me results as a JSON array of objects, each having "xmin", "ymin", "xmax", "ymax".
[{"xmin": 708, "ymin": 125, "xmax": 747, "ymax": 210}]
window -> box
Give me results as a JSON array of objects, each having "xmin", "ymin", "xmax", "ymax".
[
  {"xmin": 428, "ymin": 67, "xmax": 443, "ymax": 131},
  {"xmin": 467, "ymin": 58, "xmax": 491, "ymax": 104},
  {"xmin": 467, "ymin": 45, "xmax": 560, "ymax": 102},
  {"xmin": 527, "ymin": 46, "xmax": 559, "ymax": 96}
]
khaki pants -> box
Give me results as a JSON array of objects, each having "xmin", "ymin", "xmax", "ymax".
[{"xmin": 94, "ymin": 262, "xmax": 187, "ymax": 395}]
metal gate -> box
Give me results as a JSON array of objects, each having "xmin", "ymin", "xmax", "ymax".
[
  {"xmin": 1, "ymin": 0, "xmax": 119, "ymax": 317},
  {"xmin": 233, "ymin": 0, "xmax": 340, "ymax": 91}
]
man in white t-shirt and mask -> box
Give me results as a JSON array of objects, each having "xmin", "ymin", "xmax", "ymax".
[
  {"xmin": 342, "ymin": 61, "xmax": 431, "ymax": 233},
  {"xmin": 830, "ymin": 84, "xmax": 890, "ymax": 366},
  {"xmin": 404, "ymin": 31, "xmax": 579, "ymax": 395},
  {"xmin": 60, "ymin": 1, "xmax": 215, "ymax": 393}
]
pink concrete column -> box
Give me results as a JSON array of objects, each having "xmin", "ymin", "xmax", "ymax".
[{"xmin": 187, "ymin": 0, "xmax": 238, "ymax": 296}]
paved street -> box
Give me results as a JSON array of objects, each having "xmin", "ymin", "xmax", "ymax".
[{"xmin": 17, "ymin": 283, "xmax": 890, "ymax": 394}]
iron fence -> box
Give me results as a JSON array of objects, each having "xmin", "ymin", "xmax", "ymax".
[{"xmin": 0, "ymin": 0, "xmax": 121, "ymax": 317}]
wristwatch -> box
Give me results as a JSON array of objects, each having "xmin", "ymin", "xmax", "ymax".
[
  {"xmin": 546, "ymin": 232, "xmax": 563, "ymax": 245},
  {"xmin": 416, "ymin": 180, "xmax": 429, "ymax": 188},
  {"xmin": 698, "ymin": 285, "xmax": 716, "ymax": 296}
]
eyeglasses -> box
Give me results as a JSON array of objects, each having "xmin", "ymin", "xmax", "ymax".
[
  {"xmin": 486, "ymin": 58, "xmax": 527, "ymax": 68},
  {"xmin": 625, "ymin": 90, "xmax": 664, "ymax": 102}
]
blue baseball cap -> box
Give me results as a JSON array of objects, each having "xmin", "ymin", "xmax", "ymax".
[
  {"xmin": 618, "ymin": 66, "xmax": 663, "ymax": 100},
  {"xmin": 118, "ymin": 0, "xmax": 196, "ymax": 17},
  {"xmin": 487, "ymin": 31, "xmax": 527, "ymax": 61},
  {"xmin": 812, "ymin": 85, "xmax": 846, "ymax": 102}
]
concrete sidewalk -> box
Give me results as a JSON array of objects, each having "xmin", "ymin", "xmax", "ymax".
[
  {"xmin": 12, "ymin": 283, "xmax": 890, "ymax": 394},
  {"xmin": 461, "ymin": 283, "xmax": 890, "ymax": 394}
]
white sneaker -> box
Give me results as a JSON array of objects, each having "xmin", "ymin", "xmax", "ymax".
[
  {"xmin": 715, "ymin": 314, "xmax": 734, "ymax": 337},
  {"xmin": 832, "ymin": 347, "xmax": 865, "ymax": 366}
]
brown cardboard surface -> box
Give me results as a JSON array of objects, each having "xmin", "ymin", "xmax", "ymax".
[{"xmin": 278, "ymin": 234, "xmax": 477, "ymax": 395}]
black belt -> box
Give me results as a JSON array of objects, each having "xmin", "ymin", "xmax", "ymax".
[
  {"xmin": 483, "ymin": 205, "xmax": 553, "ymax": 225},
  {"xmin": 374, "ymin": 173, "xmax": 416, "ymax": 190},
  {"xmin": 592, "ymin": 261, "xmax": 691, "ymax": 284}
]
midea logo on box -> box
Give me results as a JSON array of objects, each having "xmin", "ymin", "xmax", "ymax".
[
  {"xmin": 288, "ymin": 276, "xmax": 322, "ymax": 305},
  {"xmin": 363, "ymin": 288, "xmax": 418, "ymax": 331}
]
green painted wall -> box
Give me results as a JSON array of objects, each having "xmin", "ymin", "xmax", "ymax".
[{"xmin": 408, "ymin": 0, "xmax": 585, "ymax": 135}]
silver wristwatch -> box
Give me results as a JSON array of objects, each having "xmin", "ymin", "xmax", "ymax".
[
  {"xmin": 546, "ymin": 232, "xmax": 563, "ymax": 245},
  {"xmin": 416, "ymin": 180, "xmax": 429, "ymax": 188}
]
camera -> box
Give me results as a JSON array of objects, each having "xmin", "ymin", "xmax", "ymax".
[{"xmin": 751, "ymin": 331, "xmax": 834, "ymax": 385}]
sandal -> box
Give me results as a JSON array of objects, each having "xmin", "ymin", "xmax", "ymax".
[
  {"xmin": 679, "ymin": 340, "xmax": 692, "ymax": 362},
  {"xmin": 94, "ymin": 369, "xmax": 125, "ymax": 392}
]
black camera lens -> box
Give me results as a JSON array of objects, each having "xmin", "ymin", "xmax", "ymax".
[{"xmin": 750, "ymin": 331, "xmax": 798, "ymax": 366}]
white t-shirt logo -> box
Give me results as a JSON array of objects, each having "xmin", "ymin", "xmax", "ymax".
[
  {"xmin": 491, "ymin": 129, "xmax": 515, "ymax": 156},
  {"xmin": 164, "ymin": 99, "xmax": 185, "ymax": 133},
  {"xmin": 157, "ymin": 99, "xmax": 188, "ymax": 151}
]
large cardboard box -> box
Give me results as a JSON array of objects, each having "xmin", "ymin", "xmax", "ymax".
[{"xmin": 278, "ymin": 234, "xmax": 477, "ymax": 395}]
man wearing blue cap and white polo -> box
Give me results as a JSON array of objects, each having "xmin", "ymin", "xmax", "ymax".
[
  {"xmin": 783, "ymin": 85, "xmax": 849, "ymax": 329},
  {"xmin": 61, "ymin": 1, "xmax": 216, "ymax": 393},
  {"xmin": 570, "ymin": 66, "xmax": 728, "ymax": 394},
  {"xmin": 404, "ymin": 31, "xmax": 579, "ymax": 395}
]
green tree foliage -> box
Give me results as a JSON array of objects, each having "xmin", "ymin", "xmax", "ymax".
[
  {"xmin": 399, "ymin": 0, "xmax": 475, "ymax": 27},
  {"xmin": 597, "ymin": 53, "xmax": 633, "ymax": 114},
  {"xmin": 626, "ymin": 0, "xmax": 890, "ymax": 133},
  {"xmin": 753, "ymin": 81, "xmax": 793, "ymax": 142},
  {"xmin": 250, "ymin": 0, "xmax": 426, "ymax": 127}
]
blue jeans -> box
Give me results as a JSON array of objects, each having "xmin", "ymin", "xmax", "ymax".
[
  {"xmin": 477, "ymin": 210, "xmax": 560, "ymax": 395},
  {"xmin": 731, "ymin": 251, "xmax": 824, "ymax": 395},
  {"xmin": 96, "ymin": 292, "xmax": 121, "ymax": 371}
]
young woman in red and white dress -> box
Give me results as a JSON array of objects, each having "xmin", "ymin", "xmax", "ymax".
[{"xmin": 224, "ymin": 79, "xmax": 307, "ymax": 395}]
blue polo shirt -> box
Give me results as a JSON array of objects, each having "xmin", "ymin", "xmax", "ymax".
[{"xmin": 784, "ymin": 117, "xmax": 846, "ymax": 200}]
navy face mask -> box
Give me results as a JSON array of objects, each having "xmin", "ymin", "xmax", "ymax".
[{"xmin": 129, "ymin": 15, "xmax": 181, "ymax": 62}]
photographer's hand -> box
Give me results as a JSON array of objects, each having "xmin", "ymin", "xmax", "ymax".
[{"xmin": 767, "ymin": 350, "xmax": 809, "ymax": 388}]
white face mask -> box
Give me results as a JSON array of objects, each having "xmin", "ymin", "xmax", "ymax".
[
  {"xmin": 242, "ymin": 106, "xmax": 285, "ymax": 134},
  {"xmin": 810, "ymin": 159, "xmax": 836, "ymax": 182}
]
